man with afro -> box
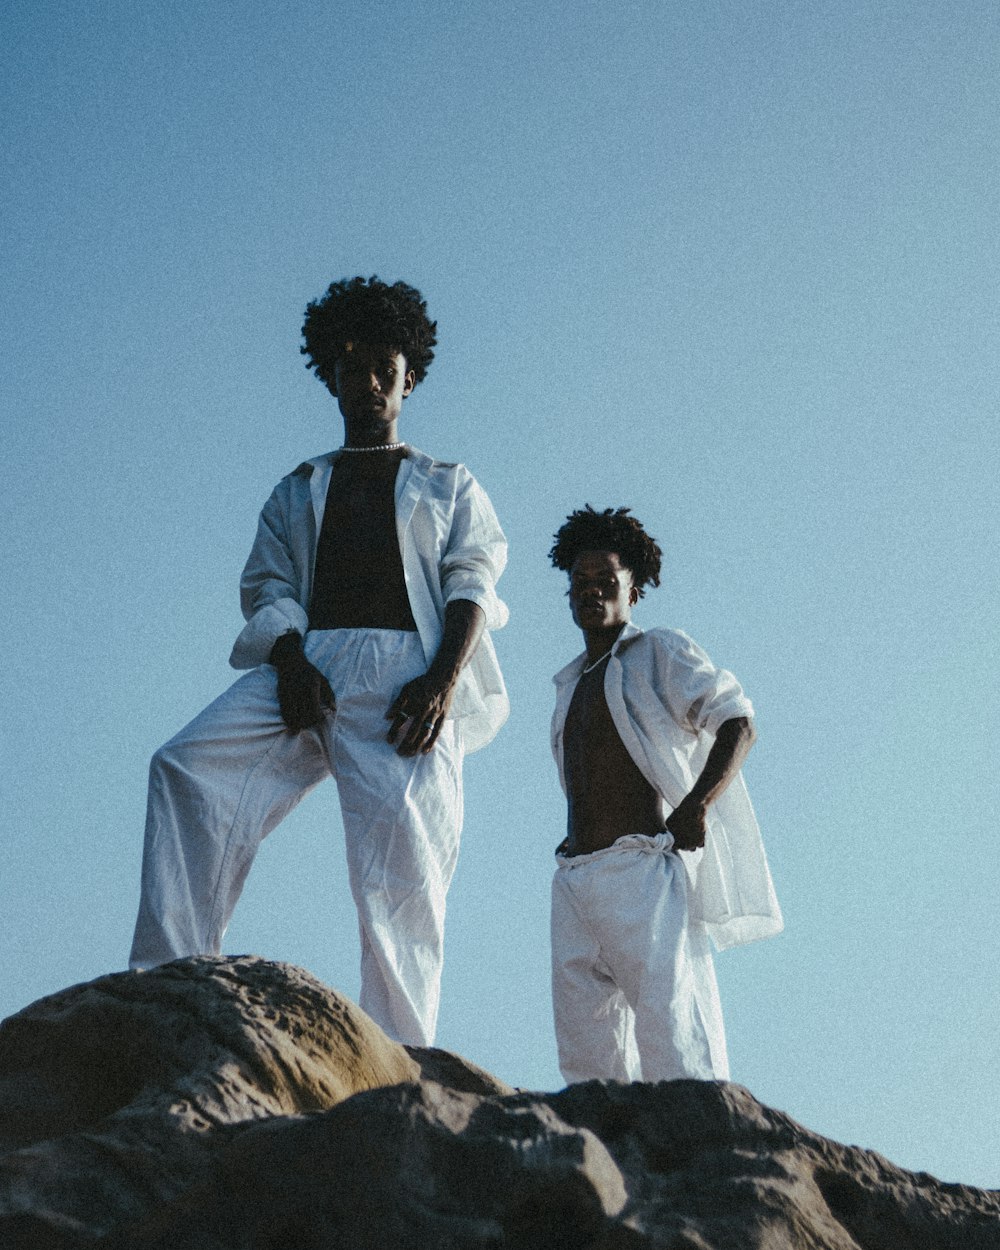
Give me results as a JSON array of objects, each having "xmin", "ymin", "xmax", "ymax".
[
  {"xmin": 548, "ymin": 506, "xmax": 781, "ymax": 1083},
  {"xmin": 130, "ymin": 276, "xmax": 509, "ymax": 1047}
]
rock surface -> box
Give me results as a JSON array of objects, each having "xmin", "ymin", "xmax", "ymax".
[{"xmin": 0, "ymin": 956, "xmax": 995, "ymax": 1249}]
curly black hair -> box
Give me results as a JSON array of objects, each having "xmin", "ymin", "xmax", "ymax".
[
  {"xmin": 549, "ymin": 505, "xmax": 662, "ymax": 597},
  {"xmin": 301, "ymin": 275, "xmax": 437, "ymax": 394}
]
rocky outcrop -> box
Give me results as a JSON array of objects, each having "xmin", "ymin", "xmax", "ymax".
[{"xmin": 0, "ymin": 956, "xmax": 995, "ymax": 1248}]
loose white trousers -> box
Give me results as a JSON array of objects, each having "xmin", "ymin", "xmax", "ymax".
[
  {"xmin": 130, "ymin": 629, "xmax": 463, "ymax": 1047},
  {"xmin": 551, "ymin": 833, "xmax": 729, "ymax": 1084}
]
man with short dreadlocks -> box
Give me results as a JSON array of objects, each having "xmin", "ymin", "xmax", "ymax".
[
  {"xmin": 130, "ymin": 277, "xmax": 508, "ymax": 1047},
  {"xmin": 548, "ymin": 506, "xmax": 781, "ymax": 1083}
]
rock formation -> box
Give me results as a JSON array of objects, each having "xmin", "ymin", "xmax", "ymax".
[{"xmin": 0, "ymin": 956, "xmax": 995, "ymax": 1248}]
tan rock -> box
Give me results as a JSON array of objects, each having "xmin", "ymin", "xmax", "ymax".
[
  {"xmin": 0, "ymin": 955, "xmax": 417, "ymax": 1245},
  {"xmin": 0, "ymin": 957, "xmax": 996, "ymax": 1249}
]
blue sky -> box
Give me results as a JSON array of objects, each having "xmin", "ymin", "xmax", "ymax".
[{"xmin": 3, "ymin": 0, "xmax": 998, "ymax": 1187}]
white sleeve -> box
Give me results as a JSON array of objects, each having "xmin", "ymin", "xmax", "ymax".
[
  {"xmin": 658, "ymin": 631, "xmax": 754, "ymax": 737},
  {"xmin": 439, "ymin": 470, "xmax": 509, "ymax": 630},
  {"xmin": 228, "ymin": 485, "xmax": 309, "ymax": 669}
]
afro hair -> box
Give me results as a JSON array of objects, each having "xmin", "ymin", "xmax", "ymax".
[
  {"xmin": 549, "ymin": 505, "xmax": 662, "ymax": 597},
  {"xmin": 301, "ymin": 275, "xmax": 437, "ymax": 394}
]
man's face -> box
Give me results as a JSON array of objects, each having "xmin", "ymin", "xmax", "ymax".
[
  {"xmin": 568, "ymin": 550, "xmax": 638, "ymax": 633},
  {"xmin": 334, "ymin": 343, "xmax": 415, "ymax": 432}
]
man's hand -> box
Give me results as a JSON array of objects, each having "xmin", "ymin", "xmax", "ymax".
[
  {"xmin": 666, "ymin": 797, "xmax": 708, "ymax": 852},
  {"xmin": 386, "ymin": 673, "xmax": 457, "ymax": 756},
  {"xmin": 666, "ymin": 717, "xmax": 757, "ymax": 852},
  {"xmin": 270, "ymin": 633, "xmax": 335, "ymax": 733},
  {"xmin": 385, "ymin": 599, "xmax": 485, "ymax": 756}
]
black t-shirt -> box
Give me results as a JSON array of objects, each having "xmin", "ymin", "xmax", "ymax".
[{"xmin": 308, "ymin": 454, "xmax": 418, "ymax": 632}]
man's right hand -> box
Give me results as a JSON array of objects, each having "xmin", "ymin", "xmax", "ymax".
[
  {"xmin": 269, "ymin": 633, "xmax": 335, "ymax": 732},
  {"xmin": 666, "ymin": 798, "xmax": 708, "ymax": 852}
]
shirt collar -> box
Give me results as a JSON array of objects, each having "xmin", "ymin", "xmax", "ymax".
[{"xmin": 552, "ymin": 620, "xmax": 644, "ymax": 686}]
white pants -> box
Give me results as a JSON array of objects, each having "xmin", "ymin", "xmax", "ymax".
[
  {"xmin": 129, "ymin": 629, "xmax": 463, "ymax": 1047},
  {"xmin": 551, "ymin": 832, "xmax": 729, "ymax": 1084}
]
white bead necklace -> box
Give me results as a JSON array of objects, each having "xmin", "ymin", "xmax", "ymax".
[{"xmin": 339, "ymin": 441, "xmax": 407, "ymax": 453}]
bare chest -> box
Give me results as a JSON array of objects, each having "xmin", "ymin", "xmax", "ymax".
[
  {"xmin": 563, "ymin": 668, "xmax": 653, "ymax": 796},
  {"xmin": 561, "ymin": 663, "xmax": 664, "ymax": 853}
]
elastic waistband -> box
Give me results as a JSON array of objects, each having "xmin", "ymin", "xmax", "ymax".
[
  {"xmin": 555, "ymin": 829, "xmax": 674, "ymax": 868},
  {"xmin": 303, "ymin": 627, "xmax": 426, "ymax": 684},
  {"xmin": 307, "ymin": 627, "xmax": 420, "ymax": 640}
]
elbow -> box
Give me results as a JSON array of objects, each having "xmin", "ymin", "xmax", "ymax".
[
  {"xmin": 720, "ymin": 715, "xmax": 756, "ymax": 750},
  {"xmin": 738, "ymin": 716, "xmax": 757, "ymax": 748}
]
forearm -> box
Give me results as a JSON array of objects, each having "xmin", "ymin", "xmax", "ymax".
[
  {"xmin": 385, "ymin": 600, "xmax": 485, "ymax": 755},
  {"xmin": 426, "ymin": 600, "xmax": 486, "ymax": 685},
  {"xmin": 668, "ymin": 717, "xmax": 755, "ymax": 850},
  {"xmin": 683, "ymin": 717, "xmax": 756, "ymax": 813}
]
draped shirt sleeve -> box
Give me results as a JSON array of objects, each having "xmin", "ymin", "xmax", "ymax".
[
  {"xmin": 438, "ymin": 469, "xmax": 509, "ymax": 628},
  {"xmin": 228, "ymin": 464, "xmax": 314, "ymax": 671}
]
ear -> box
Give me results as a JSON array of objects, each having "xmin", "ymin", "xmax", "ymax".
[
  {"xmin": 629, "ymin": 584, "xmax": 640, "ymax": 606},
  {"xmin": 402, "ymin": 369, "xmax": 416, "ymax": 398}
]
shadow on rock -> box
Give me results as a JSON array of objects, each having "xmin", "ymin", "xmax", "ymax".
[{"xmin": 1, "ymin": 957, "xmax": 996, "ymax": 1249}]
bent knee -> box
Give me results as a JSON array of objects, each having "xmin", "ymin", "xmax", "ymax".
[{"xmin": 149, "ymin": 737, "xmax": 202, "ymax": 783}]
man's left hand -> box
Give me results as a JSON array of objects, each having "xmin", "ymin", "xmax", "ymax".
[
  {"xmin": 666, "ymin": 797, "xmax": 708, "ymax": 852},
  {"xmin": 386, "ymin": 674, "xmax": 457, "ymax": 756}
]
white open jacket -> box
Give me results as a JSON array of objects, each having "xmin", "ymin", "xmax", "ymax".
[
  {"xmin": 229, "ymin": 447, "xmax": 509, "ymax": 753},
  {"xmin": 552, "ymin": 622, "xmax": 783, "ymax": 950}
]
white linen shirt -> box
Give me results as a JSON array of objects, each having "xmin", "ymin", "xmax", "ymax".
[
  {"xmin": 229, "ymin": 447, "xmax": 509, "ymax": 753},
  {"xmin": 551, "ymin": 622, "xmax": 783, "ymax": 950}
]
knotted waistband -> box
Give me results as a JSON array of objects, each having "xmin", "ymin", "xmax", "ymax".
[{"xmin": 555, "ymin": 829, "xmax": 675, "ymax": 869}]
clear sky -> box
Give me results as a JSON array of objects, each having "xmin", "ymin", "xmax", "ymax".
[{"xmin": 3, "ymin": 0, "xmax": 998, "ymax": 1188}]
